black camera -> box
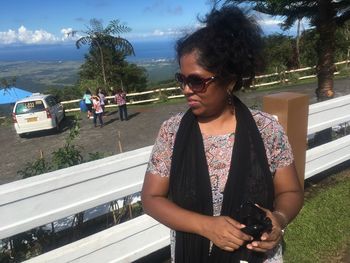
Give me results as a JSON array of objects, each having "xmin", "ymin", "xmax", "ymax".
[{"xmin": 239, "ymin": 201, "xmax": 272, "ymax": 240}]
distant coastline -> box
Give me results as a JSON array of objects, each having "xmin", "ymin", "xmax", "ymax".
[
  {"xmin": 0, "ymin": 38, "xmax": 179, "ymax": 90},
  {"xmin": 0, "ymin": 57, "xmax": 178, "ymax": 116},
  {"xmin": 0, "ymin": 39, "xmax": 176, "ymax": 63}
]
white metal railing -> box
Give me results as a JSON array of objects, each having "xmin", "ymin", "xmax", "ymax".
[
  {"xmin": 305, "ymin": 94, "xmax": 350, "ymax": 179},
  {"xmin": 61, "ymin": 88, "xmax": 175, "ymax": 113},
  {"xmin": 0, "ymin": 146, "xmax": 152, "ymax": 239},
  {"xmin": 1, "ymin": 93, "xmax": 350, "ymax": 262}
]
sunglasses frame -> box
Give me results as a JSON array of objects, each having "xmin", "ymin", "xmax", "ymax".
[{"xmin": 175, "ymin": 73, "xmax": 216, "ymax": 93}]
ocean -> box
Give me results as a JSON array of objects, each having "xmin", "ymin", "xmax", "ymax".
[{"xmin": 0, "ymin": 39, "xmax": 177, "ymax": 63}]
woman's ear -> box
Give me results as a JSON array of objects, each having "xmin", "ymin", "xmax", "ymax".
[{"xmin": 226, "ymin": 80, "xmax": 236, "ymax": 96}]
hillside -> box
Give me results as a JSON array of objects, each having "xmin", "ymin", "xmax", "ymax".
[
  {"xmin": 0, "ymin": 60, "xmax": 179, "ymax": 115},
  {"xmin": 0, "ymin": 60, "xmax": 178, "ymax": 93},
  {"xmin": 0, "ymin": 61, "xmax": 81, "ymax": 92}
]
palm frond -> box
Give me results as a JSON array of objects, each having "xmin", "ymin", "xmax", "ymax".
[
  {"xmin": 67, "ymin": 30, "xmax": 78, "ymax": 37},
  {"xmin": 105, "ymin": 20, "xmax": 132, "ymax": 36},
  {"xmin": 336, "ymin": 9, "xmax": 350, "ymax": 26},
  {"xmin": 111, "ymin": 37, "xmax": 135, "ymax": 56},
  {"xmin": 333, "ymin": 0, "xmax": 350, "ymax": 11},
  {"xmin": 89, "ymin": 18, "xmax": 104, "ymax": 33},
  {"xmin": 75, "ymin": 36, "xmax": 92, "ymax": 49}
]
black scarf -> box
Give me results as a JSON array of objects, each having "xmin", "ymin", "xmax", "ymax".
[{"xmin": 169, "ymin": 95, "xmax": 274, "ymax": 263}]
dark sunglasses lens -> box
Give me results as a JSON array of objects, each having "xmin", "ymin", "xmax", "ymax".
[
  {"xmin": 175, "ymin": 73, "xmax": 207, "ymax": 91},
  {"xmin": 187, "ymin": 76, "xmax": 204, "ymax": 91},
  {"xmin": 175, "ymin": 73, "xmax": 185, "ymax": 83}
]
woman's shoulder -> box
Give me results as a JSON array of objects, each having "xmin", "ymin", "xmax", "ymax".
[
  {"xmin": 152, "ymin": 112, "xmax": 185, "ymax": 149},
  {"xmin": 159, "ymin": 112, "xmax": 185, "ymax": 134},
  {"xmin": 160, "ymin": 112, "xmax": 185, "ymax": 137},
  {"xmin": 250, "ymin": 109, "xmax": 284, "ymax": 133},
  {"xmin": 250, "ymin": 109, "xmax": 294, "ymax": 169}
]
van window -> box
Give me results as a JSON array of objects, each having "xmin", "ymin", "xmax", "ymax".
[
  {"xmin": 15, "ymin": 100, "xmax": 45, "ymax": 115},
  {"xmin": 46, "ymin": 96, "xmax": 58, "ymax": 107}
]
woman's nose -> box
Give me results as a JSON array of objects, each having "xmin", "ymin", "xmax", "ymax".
[{"xmin": 182, "ymin": 83, "xmax": 193, "ymax": 95}]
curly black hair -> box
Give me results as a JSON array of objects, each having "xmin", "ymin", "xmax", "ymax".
[{"xmin": 176, "ymin": 5, "xmax": 264, "ymax": 92}]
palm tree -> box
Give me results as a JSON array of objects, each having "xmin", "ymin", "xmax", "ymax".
[
  {"xmin": 217, "ymin": 0, "xmax": 350, "ymax": 101},
  {"xmin": 0, "ymin": 76, "xmax": 17, "ymax": 94},
  {"xmin": 71, "ymin": 19, "xmax": 135, "ymax": 86}
]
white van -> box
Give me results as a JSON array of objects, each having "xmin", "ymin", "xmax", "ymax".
[{"xmin": 12, "ymin": 93, "xmax": 65, "ymax": 137}]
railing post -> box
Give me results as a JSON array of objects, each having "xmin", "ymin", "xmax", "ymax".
[{"xmin": 263, "ymin": 92, "xmax": 309, "ymax": 189}]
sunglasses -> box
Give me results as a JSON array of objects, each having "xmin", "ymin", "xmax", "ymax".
[{"xmin": 175, "ymin": 73, "xmax": 216, "ymax": 93}]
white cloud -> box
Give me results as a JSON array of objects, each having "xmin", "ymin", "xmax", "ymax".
[
  {"xmin": 257, "ymin": 15, "xmax": 311, "ymax": 36},
  {"xmin": 152, "ymin": 29, "xmax": 178, "ymax": 36},
  {"xmin": 131, "ymin": 28, "xmax": 183, "ymax": 39},
  {"xmin": 17, "ymin": 26, "xmax": 57, "ymax": 44},
  {"xmin": 60, "ymin": 28, "xmax": 73, "ymax": 38},
  {"xmin": 150, "ymin": 24, "xmax": 200, "ymax": 38},
  {"xmin": 0, "ymin": 26, "xmax": 78, "ymax": 45},
  {"xmin": 60, "ymin": 28, "xmax": 80, "ymax": 41},
  {"xmin": 0, "ymin": 29, "xmax": 17, "ymax": 44},
  {"xmin": 258, "ymin": 18, "xmax": 283, "ymax": 26}
]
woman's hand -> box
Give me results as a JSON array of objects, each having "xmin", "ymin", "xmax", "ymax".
[
  {"xmin": 203, "ymin": 216, "xmax": 253, "ymax": 252},
  {"xmin": 246, "ymin": 207, "xmax": 284, "ymax": 252}
]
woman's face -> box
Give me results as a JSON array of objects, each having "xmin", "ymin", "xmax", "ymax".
[{"xmin": 179, "ymin": 52, "xmax": 231, "ymax": 119}]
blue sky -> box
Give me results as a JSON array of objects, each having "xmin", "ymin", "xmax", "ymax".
[{"xmin": 0, "ymin": 0, "xmax": 302, "ymax": 46}]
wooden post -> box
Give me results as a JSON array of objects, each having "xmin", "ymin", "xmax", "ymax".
[
  {"xmin": 117, "ymin": 130, "xmax": 123, "ymax": 153},
  {"xmin": 263, "ymin": 92, "xmax": 309, "ymax": 189}
]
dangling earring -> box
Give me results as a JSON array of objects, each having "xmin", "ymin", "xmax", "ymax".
[
  {"xmin": 227, "ymin": 84, "xmax": 235, "ymax": 114},
  {"xmin": 227, "ymin": 84, "xmax": 234, "ymax": 105},
  {"xmin": 227, "ymin": 94, "xmax": 235, "ymax": 114}
]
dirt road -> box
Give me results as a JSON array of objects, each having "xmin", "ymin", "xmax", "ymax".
[
  {"xmin": 0, "ymin": 103, "xmax": 188, "ymax": 184},
  {"xmin": 1, "ymin": 78, "xmax": 349, "ymax": 185}
]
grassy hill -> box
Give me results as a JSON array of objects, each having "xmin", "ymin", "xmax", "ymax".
[
  {"xmin": 0, "ymin": 61, "xmax": 81, "ymax": 93},
  {"xmin": 0, "ymin": 60, "xmax": 178, "ymax": 115},
  {"xmin": 0, "ymin": 60, "xmax": 178, "ymax": 93}
]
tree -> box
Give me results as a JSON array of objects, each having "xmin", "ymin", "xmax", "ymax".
[
  {"xmin": 72, "ymin": 19, "xmax": 135, "ymax": 86},
  {"xmin": 262, "ymin": 34, "xmax": 296, "ymax": 71},
  {"xmin": 334, "ymin": 21, "xmax": 350, "ymax": 62},
  {"xmin": 218, "ymin": 0, "xmax": 350, "ymax": 101},
  {"xmin": 118, "ymin": 63, "xmax": 148, "ymax": 92},
  {"xmin": 298, "ymin": 29, "xmax": 319, "ymax": 67},
  {"xmin": 0, "ymin": 76, "xmax": 16, "ymax": 89},
  {"xmin": 78, "ymin": 45, "xmax": 148, "ymax": 94},
  {"xmin": 45, "ymin": 85, "xmax": 83, "ymax": 102}
]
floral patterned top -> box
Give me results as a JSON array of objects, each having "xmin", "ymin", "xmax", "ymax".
[{"xmin": 146, "ymin": 109, "xmax": 294, "ymax": 263}]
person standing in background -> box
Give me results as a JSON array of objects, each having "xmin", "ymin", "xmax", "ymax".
[
  {"xmin": 114, "ymin": 88, "xmax": 128, "ymax": 121},
  {"xmin": 98, "ymin": 88, "xmax": 106, "ymax": 114},
  {"xmin": 83, "ymin": 89, "xmax": 92, "ymax": 119},
  {"xmin": 92, "ymin": 95, "xmax": 104, "ymax": 128}
]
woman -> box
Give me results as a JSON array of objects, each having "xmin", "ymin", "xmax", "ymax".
[
  {"xmin": 97, "ymin": 88, "xmax": 106, "ymax": 113},
  {"xmin": 91, "ymin": 94, "xmax": 103, "ymax": 128},
  {"xmin": 141, "ymin": 5, "xmax": 303, "ymax": 263},
  {"xmin": 114, "ymin": 88, "xmax": 128, "ymax": 121},
  {"xmin": 83, "ymin": 89, "xmax": 93, "ymax": 119}
]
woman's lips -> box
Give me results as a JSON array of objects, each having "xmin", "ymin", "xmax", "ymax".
[{"xmin": 187, "ymin": 99, "xmax": 200, "ymax": 107}]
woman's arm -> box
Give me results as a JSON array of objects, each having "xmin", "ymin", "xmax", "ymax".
[
  {"xmin": 247, "ymin": 162, "xmax": 304, "ymax": 252},
  {"xmin": 141, "ymin": 172, "xmax": 253, "ymax": 251},
  {"xmin": 273, "ymin": 162, "xmax": 304, "ymax": 227}
]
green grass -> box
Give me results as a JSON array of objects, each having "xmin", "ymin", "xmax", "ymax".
[
  {"xmin": 246, "ymin": 69, "xmax": 350, "ymax": 94},
  {"xmin": 284, "ymin": 170, "xmax": 350, "ymax": 262},
  {"xmin": 0, "ymin": 116, "xmax": 12, "ymax": 127}
]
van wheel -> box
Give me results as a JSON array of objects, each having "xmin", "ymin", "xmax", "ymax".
[{"xmin": 55, "ymin": 118, "xmax": 61, "ymax": 133}]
